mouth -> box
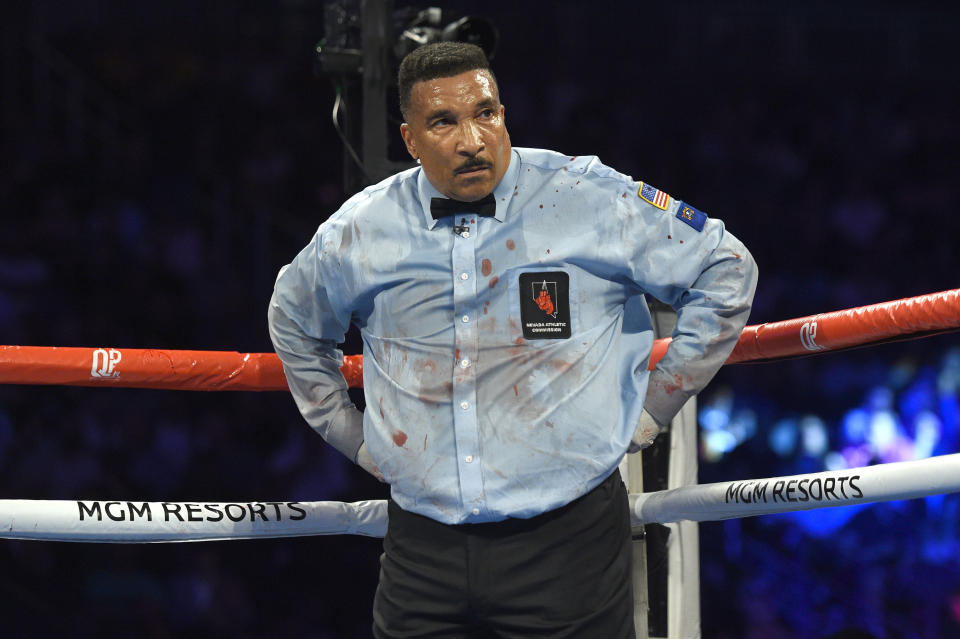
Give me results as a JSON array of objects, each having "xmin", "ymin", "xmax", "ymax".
[{"xmin": 455, "ymin": 164, "xmax": 492, "ymax": 177}]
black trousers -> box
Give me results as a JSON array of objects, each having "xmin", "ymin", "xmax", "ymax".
[{"xmin": 372, "ymin": 471, "xmax": 634, "ymax": 638}]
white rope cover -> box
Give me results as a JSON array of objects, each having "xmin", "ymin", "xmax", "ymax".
[
  {"xmin": 631, "ymin": 453, "xmax": 960, "ymax": 525},
  {"xmin": 0, "ymin": 499, "xmax": 387, "ymax": 542},
  {"xmin": 3, "ymin": 454, "xmax": 959, "ymax": 542}
]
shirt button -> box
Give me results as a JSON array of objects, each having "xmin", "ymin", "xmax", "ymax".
[
  {"xmin": 460, "ymin": 401, "xmax": 469, "ymax": 410},
  {"xmin": 465, "ymin": 455, "xmax": 474, "ymax": 463},
  {"xmin": 460, "ymin": 231, "xmax": 470, "ymax": 239},
  {"xmin": 459, "ymin": 272, "xmax": 469, "ymax": 281},
  {"xmin": 461, "ymin": 315, "xmax": 469, "ymax": 323},
  {"xmin": 459, "ymin": 358, "xmax": 470, "ymax": 369},
  {"xmin": 472, "ymin": 508, "xmax": 480, "ymax": 516}
]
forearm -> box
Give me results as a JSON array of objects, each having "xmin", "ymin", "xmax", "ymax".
[
  {"xmin": 643, "ymin": 237, "xmax": 758, "ymax": 426},
  {"xmin": 268, "ymin": 293, "xmax": 364, "ymax": 461}
]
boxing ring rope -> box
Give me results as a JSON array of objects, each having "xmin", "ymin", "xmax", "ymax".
[
  {"xmin": 2, "ymin": 454, "xmax": 958, "ymax": 543},
  {"xmin": 0, "ymin": 287, "xmax": 958, "ymax": 543},
  {"xmin": 0, "ymin": 499, "xmax": 388, "ymax": 542},
  {"xmin": 3, "ymin": 288, "xmax": 958, "ymax": 391}
]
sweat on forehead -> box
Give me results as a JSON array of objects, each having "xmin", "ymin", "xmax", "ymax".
[
  {"xmin": 398, "ymin": 42, "xmax": 498, "ymax": 119},
  {"xmin": 413, "ymin": 70, "xmax": 498, "ymax": 113}
]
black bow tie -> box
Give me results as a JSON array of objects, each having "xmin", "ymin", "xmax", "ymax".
[{"xmin": 430, "ymin": 193, "xmax": 497, "ymax": 220}]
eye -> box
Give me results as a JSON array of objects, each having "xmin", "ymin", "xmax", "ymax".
[
  {"xmin": 430, "ymin": 117, "xmax": 453, "ymax": 128},
  {"xmin": 478, "ymin": 108, "xmax": 494, "ymax": 119}
]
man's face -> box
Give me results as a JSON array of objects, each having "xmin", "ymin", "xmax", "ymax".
[{"xmin": 400, "ymin": 69, "xmax": 511, "ymax": 202}]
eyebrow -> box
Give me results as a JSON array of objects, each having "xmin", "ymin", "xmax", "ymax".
[
  {"xmin": 423, "ymin": 108, "xmax": 456, "ymax": 124},
  {"xmin": 423, "ymin": 99, "xmax": 498, "ymax": 125}
]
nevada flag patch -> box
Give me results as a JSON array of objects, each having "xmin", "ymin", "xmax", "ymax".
[
  {"xmin": 675, "ymin": 201, "xmax": 707, "ymax": 232},
  {"xmin": 638, "ymin": 182, "xmax": 670, "ymax": 210}
]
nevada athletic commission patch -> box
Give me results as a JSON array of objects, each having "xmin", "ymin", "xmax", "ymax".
[{"xmin": 518, "ymin": 272, "xmax": 571, "ymax": 339}]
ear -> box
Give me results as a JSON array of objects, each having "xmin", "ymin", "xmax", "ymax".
[
  {"xmin": 400, "ymin": 123, "xmax": 418, "ymax": 161},
  {"xmin": 500, "ymin": 104, "xmax": 511, "ymax": 146}
]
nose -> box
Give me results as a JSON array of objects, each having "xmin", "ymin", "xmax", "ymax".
[{"xmin": 455, "ymin": 120, "xmax": 484, "ymax": 156}]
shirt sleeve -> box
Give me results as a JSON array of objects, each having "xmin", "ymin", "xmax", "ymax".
[
  {"xmin": 624, "ymin": 196, "xmax": 758, "ymax": 426},
  {"xmin": 267, "ymin": 226, "xmax": 365, "ymax": 462}
]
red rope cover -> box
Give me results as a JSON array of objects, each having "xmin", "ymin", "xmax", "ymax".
[
  {"xmin": 1, "ymin": 288, "xmax": 957, "ymax": 391},
  {"xmin": 0, "ymin": 346, "xmax": 361, "ymax": 391},
  {"xmin": 726, "ymin": 288, "xmax": 960, "ymax": 364}
]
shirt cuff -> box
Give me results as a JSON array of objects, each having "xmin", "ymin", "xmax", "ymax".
[{"xmin": 642, "ymin": 370, "xmax": 696, "ymax": 428}]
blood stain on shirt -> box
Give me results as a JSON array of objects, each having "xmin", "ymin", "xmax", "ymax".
[
  {"xmin": 514, "ymin": 336, "xmax": 524, "ymax": 345},
  {"xmin": 489, "ymin": 276, "xmax": 499, "ymax": 288},
  {"xmin": 550, "ymin": 359, "xmax": 572, "ymax": 373},
  {"xmin": 379, "ymin": 397, "xmax": 384, "ymax": 419},
  {"xmin": 481, "ymin": 259, "xmax": 492, "ymax": 276},
  {"xmin": 513, "ymin": 385, "xmax": 519, "ymax": 396},
  {"xmin": 506, "ymin": 239, "xmax": 515, "ymax": 250},
  {"xmin": 667, "ymin": 235, "xmax": 672, "ymax": 240},
  {"xmin": 392, "ymin": 431, "xmax": 408, "ymax": 447},
  {"xmin": 664, "ymin": 374, "xmax": 684, "ymax": 395}
]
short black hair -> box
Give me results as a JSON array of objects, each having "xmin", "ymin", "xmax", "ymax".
[{"xmin": 398, "ymin": 42, "xmax": 497, "ymax": 121}]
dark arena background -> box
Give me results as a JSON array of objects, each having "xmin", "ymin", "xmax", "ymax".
[{"xmin": 3, "ymin": 2, "xmax": 960, "ymax": 638}]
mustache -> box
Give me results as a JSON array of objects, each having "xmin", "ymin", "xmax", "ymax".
[{"xmin": 454, "ymin": 158, "xmax": 492, "ymax": 174}]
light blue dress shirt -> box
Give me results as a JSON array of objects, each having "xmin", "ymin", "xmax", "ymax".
[{"xmin": 269, "ymin": 147, "xmax": 757, "ymax": 524}]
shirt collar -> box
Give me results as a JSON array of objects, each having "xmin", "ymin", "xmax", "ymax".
[{"xmin": 417, "ymin": 149, "xmax": 521, "ymax": 229}]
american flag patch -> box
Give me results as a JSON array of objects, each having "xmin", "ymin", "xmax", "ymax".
[{"xmin": 638, "ymin": 182, "xmax": 670, "ymax": 210}]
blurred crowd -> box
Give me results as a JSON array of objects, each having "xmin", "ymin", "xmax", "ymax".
[
  {"xmin": 701, "ymin": 338, "xmax": 960, "ymax": 638},
  {"xmin": 1, "ymin": 1, "xmax": 958, "ymax": 637}
]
